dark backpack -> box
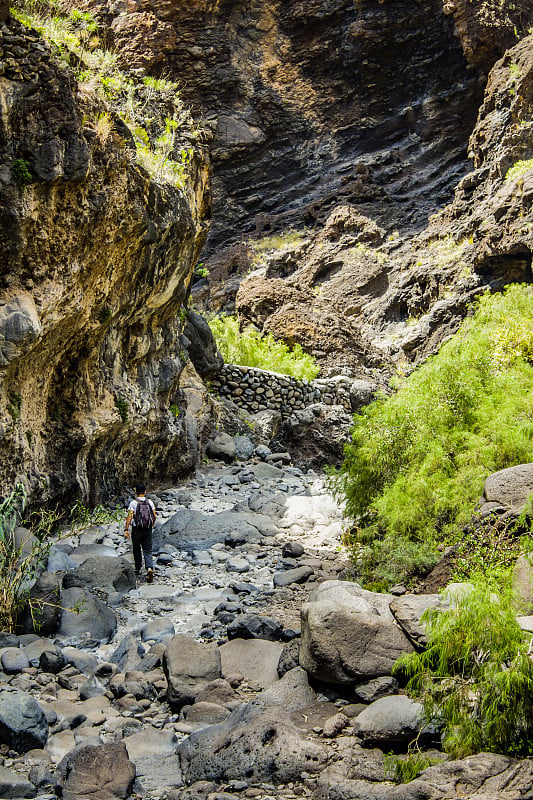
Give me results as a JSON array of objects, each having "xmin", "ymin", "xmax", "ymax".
[{"xmin": 134, "ymin": 498, "xmax": 154, "ymax": 529}]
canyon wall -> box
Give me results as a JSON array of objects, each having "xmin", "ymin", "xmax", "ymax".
[
  {"xmin": 0, "ymin": 18, "xmax": 212, "ymax": 504},
  {"xmin": 84, "ymin": 0, "xmax": 486, "ymax": 251}
]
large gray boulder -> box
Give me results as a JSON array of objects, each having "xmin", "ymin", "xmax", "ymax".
[
  {"xmin": 352, "ymin": 695, "xmax": 428, "ymax": 747},
  {"xmin": 389, "ymin": 593, "xmax": 444, "ymax": 647},
  {"xmin": 163, "ymin": 634, "xmax": 221, "ymax": 709},
  {"xmin": 159, "ymin": 508, "xmax": 268, "ymax": 552},
  {"xmin": 252, "ymin": 667, "xmax": 317, "ymax": 713},
  {"xmin": 177, "ymin": 702, "xmax": 327, "ymax": 784},
  {"xmin": 206, "ymin": 432, "xmax": 236, "ymax": 462},
  {"xmin": 482, "ymin": 463, "xmax": 533, "ymax": 510},
  {"xmin": 62, "ymin": 556, "xmax": 136, "ymax": 594},
  {"xmin": 0, "ymin": 764, "xmax": 36, "ymax": 798},
  {"xmin": 16, "ymin": 571, "xmax": 61, "ymax": 636},
  {"xmin": 58, "ymin": 588, "xmax": 117, "ymax": 643},
  {"xmin": 57, "ymin": 742, "xmax": 135, "ymax": 800},
  {"xmin": 0, "ymin": 687, "xmax": 48, "ymax": 752},
  {"xmin": 219, "ymin": 638, "xmax": 283, "ymax": 689},
  {"xmin": 68, "ymin": 544, "xmax": 118, "ymax": 565},
  {"xmin": 299, "ymin": 581, "xmax": 414, "ymax": 684},
  {"xmin": 124, "ymin": 727, "xmax": 183, "ymax": 794}
]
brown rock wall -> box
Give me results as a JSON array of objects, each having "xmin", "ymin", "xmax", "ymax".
[{"xmin": 0, "ymin": 20, "xmax": 213, "ymax": 504}]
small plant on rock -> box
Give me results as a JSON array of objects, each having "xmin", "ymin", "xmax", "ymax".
[{"xmin": 12, "ymin": 158, "xmax": 32, "ymax": 188}]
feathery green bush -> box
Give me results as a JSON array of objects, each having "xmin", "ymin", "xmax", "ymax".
[
  {"xmin": 394, "ymin": 582, "xmax": 533, "ymax": 758},
  {"xmin": 208, "ymin": 314, "xmax": 320, "ymax": 379},
  {"xmin": 336, "ymin": 284, "xmax": 533, "ymax": 585}
]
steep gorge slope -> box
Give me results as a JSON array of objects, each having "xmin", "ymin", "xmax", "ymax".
[{"xmin": 0, "ymin": 10, "xmax": 212, "ymax": 503}]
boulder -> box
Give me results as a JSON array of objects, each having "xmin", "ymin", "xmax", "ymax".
[
  {"xmin": 177, "ymin": 702, "xmax": 327, "ymax": 784},
  {"xmin": 163, "ymin": 634, "xmax": 221, "ymax": 709},
  {"xmin": 0, "ymin": 687, "xmax": 48, "ymax": 752},
  {"xmin": 57, "ymin": 741, "xmax": 135, "ymax": 800},
  {"xmin": 316, "ymin": 752, "xmax": 533, "ymax": 800},
  {"xmin": 278, "ymin": 638, "xmax": 300, "ymax": 677},
  {"xmin": 109, "ymin": 634, "xmax": 145, "ymax": 672},
  {"xmin": 141, "ymin": 617, "xmax": 175, "ymax": 643},
  {"xmin": 482, "ymin": 463, "xmax": 533, "ymax": 510},
  {"xmin": 282, "ymin": 541, "xmax": 305, "ymax": 558},
  {"xmin": 352, "ymin": 695, "xmax": 428, "ymax": 747},
  {"xmin": 389, "ymin": 593, "xmax": 444, "ymax": 646},
  {"xmin": 219, "ymin": 638, "xmax": 283, "ymax": 689},
  {"xmin": 39, "ymin": 646, "xmax": 66, "ymax": 674},
  {"xmin": 183, "ymin": 701, "xmax": 231, "ymax": 728},
  {"xmin": 0, "ymin": 647, "xmax": 29, "ymax": 674},
  {"xmin": 47, "ymin": 544, "xmax": 78, "ymax": 573},
  {"xmin": 206, "ymin": 432, "xmax": 236, "ymax": 462},
  {"xmin": 23, "ymin": 638, "xmax": 58, "ymax": 667},
  {"xmin": 273, "ymin": 565, "xmax": 313, "ymax": 587},
  {"xmin": 159, "ymin": 508, "xmax": 266, "ymax": 552},
  {"xmin": 300, "ymin": 581, "xmax": 414, "ymax": 684},
  {"xmin": 62, "ymin": 556, "xmax": 136, "ymax": 594},
  {"xmin": 353, "ymin": 676, "xmax": 399, "ymax": 703},
  {"xmin": 226, "ymin": 614, "xmax": 284, "ymax": 642},
  {"xmin": 252, "ymin": 667, "xmax": 317, "ymax": 713},
  {"xmin": 0, "ymin": 764, "xmax": 36, "ymax": 798},
  {"xmin": 58, "ymin": 588, "xmax": 117, "ymax": 643},
  {"xmin": 195, "ymin": 678, "xmax": 236, "ymax": 706},
  {"xmin": 16, "ymin": 571, "xmax": 61, "ymax": 636},
  {"xmin": 183, "ymin": 309, "xmax": 224, "ymax": 378},
  {"xmin": 234, "ymin": 435, "xmax": 255, "ymax": 460},
  {"xmin": 123, "ymin": 726, "xmax": 183, "ymax": 793},
  {"xmin": 67, "ymin": 544, "xmax": 118, "ymax": 565}
]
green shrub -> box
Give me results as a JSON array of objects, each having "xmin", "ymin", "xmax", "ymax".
[
  {"xmin": 208, "ymin": 314, "xmax": 320, "ymax": 379},
  {"xmin": 334, "ymin": 284, "xmax": 533, "ymax": 585},
  {"xmin": 394, "ymin": 582, "xmax": 533, "ymax": 758},
  {"xmin": 12, "ymin": 158, "xmax": 32, "ymax": 187},
  {"xmin": 0, "ymin": 486, "xmax": 62, "ymax": 631},
  {"xmin": 384, "ymin": 749, "xmax": 441, "ymax": 783},
  {"xmin": 114, "ymin": 395, "xmax": 129, "ymax": 423},
  {"xmin": 505, "ymin": 158, "xmax": 533, "ymax": 182}
]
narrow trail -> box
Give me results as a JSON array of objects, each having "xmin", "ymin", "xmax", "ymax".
[{"xmin": 101, "ymin": 460, "xmax": 348, "ymax": 650}]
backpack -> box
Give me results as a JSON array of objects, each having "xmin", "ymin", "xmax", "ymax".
[{"xmin": 134, "ymin": 498, "xmax": 154, "ymax": 529}]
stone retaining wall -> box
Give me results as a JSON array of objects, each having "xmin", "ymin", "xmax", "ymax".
[{"xmin": 210, "ymin": 364, "xmax": 376, "ymax": 417}]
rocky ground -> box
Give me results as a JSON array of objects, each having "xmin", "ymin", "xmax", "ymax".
[{"xmin": 2, "ymin": 454, "xmax": 533, "ymax": 800}]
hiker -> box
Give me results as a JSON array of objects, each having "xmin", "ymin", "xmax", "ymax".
[{"xmin": 124, "ymin": 481, "xmax": 157, "ymax": 582}]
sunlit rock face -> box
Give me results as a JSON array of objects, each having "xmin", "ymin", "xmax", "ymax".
[{"xmin": 0, "ymin": 20, "xmax": 212, "ymax": 504}]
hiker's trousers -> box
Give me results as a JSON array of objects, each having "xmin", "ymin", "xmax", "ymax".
[{"xmin": 131, "ymin": 525, "xmax": 154, "ymax": 572}]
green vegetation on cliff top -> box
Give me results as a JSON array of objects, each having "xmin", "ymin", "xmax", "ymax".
[
  {"xmin": 336, "ymin": 283, "xmax": 533, "ymax": 586},
  {"xmin": 10, "ymin": 0, "xmax": 198, "ymax": 187},
  {"xmin": 208, "ymin": 314, "xmax": 320, "ymax": 380}
]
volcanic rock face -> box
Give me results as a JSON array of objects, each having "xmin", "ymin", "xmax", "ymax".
[
  {"xmin": 74, "ymin": 0, "xmax": 483, "ymax": 253},
  {"xmin": 231, "ymin": 32, "xmax": 533, "ymax": 376},
  {"xmin": 0, "ymin": 20, "xmax": 212, "ymax": 503},
  {"xmin": 443, "ymin": 0, "xmax": 533, "ymax": 72}
]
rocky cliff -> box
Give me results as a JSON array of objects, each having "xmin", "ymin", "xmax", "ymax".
[
  {"xmin": 200, "ymin": 3, "xmax": 533, "ymax": 377},
  {"xmin": 2, "ymin": 0, "xmax": 533, "ymax": 503},
  {"xmin": 75, "ymin": 0, "xmax": 486, "ymax": 253},
  {"xmin": 0, "ymin": 16, "xmax": 212, "ymax": 504}
]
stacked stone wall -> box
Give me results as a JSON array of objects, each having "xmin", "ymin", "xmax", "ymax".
[{"xmin": 210, "ymin": 364, "xmax": 370, "ymax": 417}]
